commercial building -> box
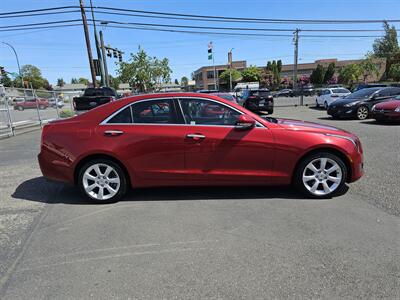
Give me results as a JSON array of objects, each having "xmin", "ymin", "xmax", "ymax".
[
  {"xmin": 193, "ymin": 60, "xmax": 246, "ymax": 90},
  {"xmin": 193, "ymin": 58, "xmax": 386, "ymax": 89}
]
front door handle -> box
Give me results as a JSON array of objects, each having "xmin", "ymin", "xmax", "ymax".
[
  {"xmin": 186, "ymin": 133, "xmax": 206, "ymax": 141},
  {"xmin": 104, "ymin": 130, "xmax": 124, "ymax": 136}
]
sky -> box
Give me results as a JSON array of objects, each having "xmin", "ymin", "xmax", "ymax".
[{"xmin": 1, "ymin": 0, "xmax": 399, "ymax": 85}]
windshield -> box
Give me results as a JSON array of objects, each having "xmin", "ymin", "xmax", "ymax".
[
  {"xmin": 84, "ymin": 88, "xmax": 115, "ymax": 97},
  {"xmin": 345, "ymin": 88, "xmax": 380, "ymax": 99}
]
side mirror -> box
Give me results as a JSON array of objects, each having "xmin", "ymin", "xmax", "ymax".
[{"xmin": 235, "ymin": 114, "xmax": 255, "ymax": 130}]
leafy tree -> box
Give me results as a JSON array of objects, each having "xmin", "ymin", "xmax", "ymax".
[
  {"xmin": 388, "ymin": 63, "xmax": 400, "ymax": 81},
  {"xmin": 241, "ymin": 65, "xmax": 261, "ymax": 82},
  {"xmin": 78, "ymin": 77, "xmax": 89, "ymax": 85},
  {"xmin": 174, "ymin": 79, "xmax": 179, "ymax": 85},
  {"xmin": 70, "ymin": 78, "xmax": 78, "ymax": 84},
  {"xmin": 310, "ymin": 64, "xmax": 325, "ymax": 84},
  {"xmin": 57, "ymin": 78, "xmax": 65, "ymax": 87},
  {"xmin": 219, "ymin": 69, "xmax": 241, "ymax": 83},
  {"xmin": 338, "ymin": 64, "xmax": 363, "ymax": 85},
  {"xmin": 181, "ymin": 76, "xmax": 189, "ymax": 87},
  {"xmin": 117, "ymin": 48, "xmax": 172, "ymax": 92},
  {"xmin": 373, "ymin": 22, "xmax": 399, "ymax": 58},
  {"xmin": 0, "ymin": 73, "xmax": 12, "ymax": 87},
  {"xmin": 277, "ymin": 60, "xmax": 282, "ymax": 73},
  {"xmin": 266, "ymin": 61, "xmax": 272, "ymax": 71},
  {"xmin": 108, "ymin": 75, "xmax": 121, "ymax": 90},
  {"xmin": 16, "ymin": 65, "xmax": 50, "ymax": 89},
  {"xmin": 361, "ymin": 54, "xmax": 380, "ymax": 82},
  {"xmin": 323, "ymin": 62, "xmax": 336, "ymax": 83}
]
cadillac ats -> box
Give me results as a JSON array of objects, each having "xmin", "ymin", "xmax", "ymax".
[{"xmin": 38, "ymin": 93, "xmax": 364, "ymax": 203}]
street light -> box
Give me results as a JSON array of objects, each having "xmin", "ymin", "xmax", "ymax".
[{"xmin": 1, "ymin": 41, "xmax": 24, "ymax": 88}]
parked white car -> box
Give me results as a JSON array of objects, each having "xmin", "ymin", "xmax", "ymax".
[{"xmin": 316, "ymin": 88, "xmax": 351, "ymax": 109}]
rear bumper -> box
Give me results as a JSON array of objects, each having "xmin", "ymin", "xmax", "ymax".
[{"xmin": 38, "ymin": 151, "xmax": 75, "ymax": 184}]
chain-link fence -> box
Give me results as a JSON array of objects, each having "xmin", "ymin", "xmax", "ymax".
[{"xmin": 1, "ymin": 87, "xmax": 81, "ymax": 137}]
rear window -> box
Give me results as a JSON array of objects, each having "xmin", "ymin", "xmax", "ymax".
[
  {"xmin": 84, "ymin": 88, "xmax": 115, "ymax": 97},
  {"xmin": 332, "ymin": 88, "xmax": 350, "ymax": 94},
  {"xmin": 108, "ymin": 106, "xmax": 132, "ymax": 124}
]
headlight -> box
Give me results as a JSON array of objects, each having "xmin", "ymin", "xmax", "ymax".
[
  {"xmin": 395, "ymin": 107, "xmax": 400, "ymax": 112},
  {"xmin": 344, "ymin": 101, "xmax": 359, "ymax": 107},
  {"xmin": 325, "ymin": 133, "xmax": 357, "ymax": 148}
]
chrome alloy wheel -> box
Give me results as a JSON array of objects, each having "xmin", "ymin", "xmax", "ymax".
[
  {"xmin": 357, "ymin": 106, "xmax": 369, "ymax": 120},
  {"xmin": 302, "ymin": 157, "xmax": 343, "ymax": 196},
  {"xmin": 82, "ymin": 163, "xmax": 121, "ymax": 201}
]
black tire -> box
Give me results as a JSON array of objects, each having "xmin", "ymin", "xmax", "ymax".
[
  {"xmin": 267, "ymin": 109, "xmax": 274, "ymax": 115},
  {"xmin": 78, "ymin": 158, "xmax": 128, "ymax": 204},
  {"xmin": 293, "ymin": 152, "xmax": 347, "ymax": 199},
  {"xmin": 356, "ymin": 105, "xmax": 369, "ymax": 120},
  {"xmin": 16, "ymin": 106, "xmax": 24, "ymax": 111}
]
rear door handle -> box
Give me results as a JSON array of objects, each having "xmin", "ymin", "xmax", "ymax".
[
  {"xmin": 104, "ymin": 130, "xmax": 124, "ymax": 136},
  {"xmin": 186, "ymin": 133, "xmax": 206, "ymax": 141}
]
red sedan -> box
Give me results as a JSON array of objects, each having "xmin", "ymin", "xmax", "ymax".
[
  {"xmin": 371, "ymin": 97, "xmax": 400, "ymax": 123},
  {"xmin": 38, "ymin": 93, "xmax": 364, "ymax": 203}
]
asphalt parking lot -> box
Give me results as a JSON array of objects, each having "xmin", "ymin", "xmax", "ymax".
[{"xmin": 0, "ymin": 105, "xmax": 399, "ymax": 299}]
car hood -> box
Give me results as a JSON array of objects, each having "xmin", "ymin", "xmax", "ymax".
[
  {"xmin": 375, "ymin": 99, "xmax": 400, "ymax": 110},
  {"xmin": 276, "ymin": 118, "xmax": 352, "ymax": 136},
  {"xmin": 330, "ymin": 97, "xmax": 363, "ymax": 106}
]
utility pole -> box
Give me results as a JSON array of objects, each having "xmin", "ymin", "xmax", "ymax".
[
  {"xmin": 228, "ymin": 48, "xmax": 233, "ymax": 92},
  {"xmin": 79, "ymin": 0, "xmax": 97, "ymax": 87},
  {"xmin": 100, "ymin": 30, "xmax": 109, "ymax": 87},
  {"xmin": 89, "ymin": 0, "xmax": 105, "ymax": 86},
  {"xmin": 293, "ymin": 29, "xmax": 299, "ymax": 91}
]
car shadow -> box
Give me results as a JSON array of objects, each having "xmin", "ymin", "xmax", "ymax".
[
  {"xmin": 309, "ymin": 106, "xmax": 325, "ymax": 111},
  {"xmin": 360, "ymin": 120, "xmax": 400, "ymax": 126},
  {"xmin": 11, "ymin": 176, "xmax": 344, "ymax": 205}
]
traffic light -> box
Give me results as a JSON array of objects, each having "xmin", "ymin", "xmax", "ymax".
[
  {"xmin": 107, "ymin": 49, "xmax": 112, "ymax": 58},
  {"xmin": 113, "ymin": 50, "xmax": 118, "ymax": 58},
  {"xmin": 118, "ymin": 52, "xmax": 123, "ymax": 62},
  {"xmin": 208, "ymin": 42, "xmax": 213, "ymax": 60},
  {"xmin": 0, "ymin": 66, "xmax": 5, "ymax": 76}
]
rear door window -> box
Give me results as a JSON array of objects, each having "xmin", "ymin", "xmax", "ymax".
[
  {"xmin": 107, "ymin": 106, "xmax": 133, "ymax": 124},
  {"xmin": 131, "ymin": 99, "xmax": 179, "ymax": 124}
]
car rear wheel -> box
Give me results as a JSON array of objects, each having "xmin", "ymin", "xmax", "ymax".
[
  {"xmin": 294, "ymin": 152, "xmax": 347, "ymax": 198},
  {"xmin": 78, "ymin": 159, "xmax": 127, "ymax": 203},
  {"xmin": 356, "ymin": 106, "xmax": 369, "ymax": 120},
  {"xmin": 16, "ymin": 106, "xmax": 24, "ymax": 111}
]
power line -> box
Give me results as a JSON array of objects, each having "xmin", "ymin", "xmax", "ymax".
[
  {"xmin": 0, "ymin": 10, "xmax": 80, "ymax": 19},
  {"xmin": 1, "ymin": 5, "xmax": 400, "ymax": 24},
  {"xmin": 0, "ymin": 18, "xmax": 394, "ymax": 36}
]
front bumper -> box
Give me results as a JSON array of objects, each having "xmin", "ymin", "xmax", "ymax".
[
  {"xmin": 327, "ymin": 106, "xmax": 357, "ymax": 118},
  {"xmin": 372, "ymin": 110, "xmax": 400, "ymax": 121}
]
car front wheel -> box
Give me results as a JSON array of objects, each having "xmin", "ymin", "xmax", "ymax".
[
  {"xmin": 294, "ymin": 152, "xmax": 347, "ymax": 198},
  {"xmin": 78, "ymin": 159, "xmax": 128, "ymax": 203}
]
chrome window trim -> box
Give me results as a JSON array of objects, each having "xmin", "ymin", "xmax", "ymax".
[{"xmin": 100, "ymin": 96, "xmax": 266, "ymax": 128}]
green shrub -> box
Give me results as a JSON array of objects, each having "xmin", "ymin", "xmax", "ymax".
[{"xmin": 59, "ymin": 109, "xmax": 75, "ymax": 118}]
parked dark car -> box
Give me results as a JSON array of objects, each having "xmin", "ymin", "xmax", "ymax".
[
  {"xmin": 274, "ymin": 89, "xmax": 293, "ymax": 97},
  {"xmin": 73, "ymin": 87, "xmax": 117, "ymax": 112},
  {"xmin": 13, "ymin": 97, "xmax": 49, "ymax": 111},
  {"xmin": 353, "ymin": 83, "xmax": 387, "ymax": 92},
  {"xmin": 293, "ymin": 84, "xmax": 315, "ymax": 96},
  {"xmin": 327, "ymin": 87, "xmax": 400, "ymax": 120},
  {"xmin": 241, "ymin": 89, "xmax": 274, "ymax": 114},
  {"xmin": 371, "ymin": 96, "xmax": 400, "ymax": 123}
]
